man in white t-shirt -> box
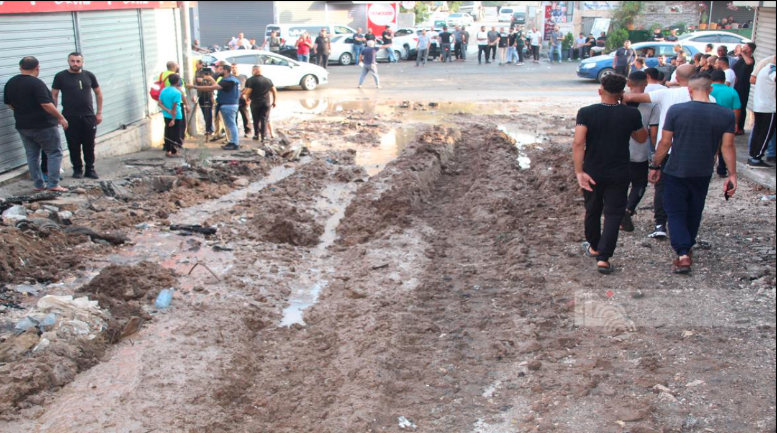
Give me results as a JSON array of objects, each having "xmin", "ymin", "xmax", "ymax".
[
  {"xmin": 747, "ymin": 56, "xmax": 776, "ymax": 168},
  {"xmin": 716, "ymin": 56, "xmax": 737, "ymax": 88},
  {"xmin": 529, "ymin": 28, "xmax": 542, "ymax": 63},
  {"xmin": 476, "ymin": 26, "xmax": 489, "ymax": 64}
]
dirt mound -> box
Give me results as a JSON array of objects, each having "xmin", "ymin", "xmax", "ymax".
[
  {"xmin": 0, "ymin": 228, "xmax": 81, "ymax": 285},
  {"xmin": 263, "ymin": 207, "xmax": 324, "ymax": 247},
  {"xmin": 77, "ymin": 261, "xmax": 176, "ymax": 340}
]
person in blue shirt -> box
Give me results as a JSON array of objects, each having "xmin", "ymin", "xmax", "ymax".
[
  {"xmin": 710, "ymin": 69, "xmax": 742, "ymax": 177},
  {"xmin": 159, "ymin": 73, "xmax": 183, "ymax": 157},
  {"xmin": 358, "ymin": 40, "xmax": 380, "ymax": 89},
  {"xmin": 188, "ymin": 61, "xmax": 242, "ymax": 150}
]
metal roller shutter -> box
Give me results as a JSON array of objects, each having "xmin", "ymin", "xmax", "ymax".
[
  {"xmin": 0, "ymin": 13, "xmax": 77, "ymax": 172},
  {"xmin": 79, "ymin": 10, "xmax": 146, "ymax": 136},
  {"xmin": 196, "ymin": 1, "xmax": 275, "ymax": 48},
  {"xmin": 278, "ymin": 1, "xmax": 326, "ymax": 24},
  {"xmin": 748, "ymin": 7, "xmax": 775, "ymax": 112},
  {"xmin": 141, "ymin": 8, "xmax": 181, "ymax": 115}
]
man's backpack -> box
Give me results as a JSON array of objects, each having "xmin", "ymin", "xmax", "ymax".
[{"xmin": 149, "ymin": 72, "xmax": 167, "ymax": 101}]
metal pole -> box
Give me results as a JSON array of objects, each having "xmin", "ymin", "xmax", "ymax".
[
  {"xmin": 179, "ymin": 1, "xmax": 198, "ymax": 135},
  {"xmin": 709, "ymin": 1, "xmax": 713, "ymax": 27}
]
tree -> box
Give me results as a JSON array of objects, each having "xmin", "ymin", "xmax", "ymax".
[{"xmin": 402, "ymin": 1, "xmax": 432, "ymax": 25}]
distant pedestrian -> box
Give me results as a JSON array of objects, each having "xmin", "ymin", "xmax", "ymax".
[
  {"xmin": 352, "ymin": 28, "xmax": 366, "ymax": 65},
  {"xmin": 731, "ymin": 42, "xmax": 755, "ymax": 134},
  {"xmin": 358, "ymin": 40, "xmax": 380, "ymax": 89},
  {"xmin": 476, "ymin": 26, "xmax": 489, "ymax": 64},
  {"xmin": 416, "ymin": 29, "xmax": 431, "ymax": 67},
  {"xmin": 461, "ymin": 26, "xmax": 470, "ymax": 61},
  {"xmin": 314, "ymin": 28, "xmax": 331, "ymax": 69},
  {"xmin": 4, "ymin": 56, "xmax": 69, "ymax": 192},
  {"xmin": 515, "ymin": 26, "xmax": 526, "ymax": 65},
  {"xmin": 746, "ymin": 55, "xmax": 776, "ymax": 168},
  {"xmin": 710, "ymin": 69, "xmax": 742, "ymax": 177},
  {"xmin": 295, "ymin": 33, "xmax": 313, "ymax": 63},
  {"xmin": 439, "ymin": 26, "xmax": 453, "ymax": 63},
  {"xmin": 243, "ymin": 65, "xmax": 277, "ymax": 142},
  {"xmin": 194, "ymin": 60, "xmax": 215, "ymax": 139},
  {"xmin": 549, "ymin": 25, "xmax": 563, "ymax": 64},
  {"xmin": 529, "ymin": 27, "xmax": 541, "ymax": 63},
  {"xmin": 159, "ymin": 74, "xmax": 184, "ymax": 158},
  {"xmin": 716, "ymin": 56, "xmax": 736, "ymax": 87},
  {"xmin": 364, "ymin": 28, "xmax": 376, "ymax": 43},
  {"xmin": 382, "ymin": 27, "xmax": 397, "ymax": 63},
  {"xmin": 497, "ymin": 27, "xmax": 509, "ymax": 65},
  {"xmin": 453, "ymin": 25, "xmax": 464, "ymax": 60},
  {"xmin": 187, "ymin": 61, "xmax": 242, "ymax": 150},
  {"xmin": 507, "ymin": 28, "xmax": 519, "ymax": 65},
  {"xmin": 573, "ymin": 74, "xmax": 647, "ymax": 273},
  {"xmin": 571, "ymin": 32, "xmax": 586, "ymax": 60},
  {"xmin": 51, "ymin": 52, "xmax": 103, "ymax": 179},
  {"xmin": 664, "ymin": 28, "xmax": 679, "ymax": 42},
  {"xmin": 613, "ymin": 40, "xmax": 636, "ymax": 76},
  {"xmin": 649, "ymin": 74, "xmax": 737, "ymax": 274},
  {"xmin": 262, "ymin": 31, "xmax": 282, "ymax": 54}
]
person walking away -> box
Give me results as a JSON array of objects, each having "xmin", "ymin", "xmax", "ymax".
[
  {"xmin": 243, "ymin": 65, "xmax": 277, "ymax": 142},
  {"xmin": 573, "ymin": 74, "xmax": 648, "ymax": 273},
  {"xmin": 709, "ymin": 69, "xmax": 742, "ymax": 177},
  {"xmin": 262, "ymin": 31, "xmax": 282, "ymax": 54},
  {"xmin": 649, "ymin": 74, "xmax": 737, "ymax": 274},
  {"xmin": 4, "ymin": 56, "xmax": 69, "ymax": 192},
  {"xmin": 159, "ymin": 74, "xmax": 184, "ymax": 158},
  {"xmin": 187, "ymin": 61, "xmax": 242, "ymax": 150},
  {"xmin": 295, "ymin": 33, "xmax": 313, "ymax": 63},
  {"xmin": 476, "ymin": 26, "xmax": 489, "ymax": 65},
  {"xmin": 716, "ymin": 56, "xmax": 736, "ymax": 87},
  {"xmin": 732, "ymin": 42, "xmax": 756, "ymax": 133},
  {"xmin": 746, "ymin": 55, "xmax": 776, "ymax": 168},
  {"xmin": 623, "ymin": 64, "xmax": 702, "ymax": 239},
  {"xmin": 620, "ymin": 71, "xmax": 660, "ymax": 232},
  {"xmin": 439, "ymin": 26, "xmax": 453, "ymax": 63},
  {"xmin": 352, "ymin": 28, "xmax": 366, "ymax": 65},
  {"xmin": 51, "ymin": 52, "xmax": 103, "ymax": 179},
  {"xmin": 231, "ymin": 64, "xmax": 250, "ymax": 138},
  {"xmin": 416, "ymin": 29, "xmax": 431, "ymax": 67},
  {"xmin": 530, "ymin": 27, "xmax": 542, "ymax": 63},
  {"xmin": 314, "ymin": 29, "xmax": 331, "ymax": 69},
  {"xmin": 487, "ymin": 26, "xmax": 500, "ymax": 62},
  {"xmin": 497, "ymin": 27, "xmax": 509, "ymax": 65},
  {"xmin": 549, "ymin": 25, "xmax": 563, "ymax": 64},
  {"xmin": 358, "ymin": 40, "xmax": 380, "ymax": 89},
  {"xmin": 382, "ymin": 27, "xmax": 397, "ymax": 63},
  {"xmin": 613, "ymin": 40, "xmax": 636, "ymax": 76},
  {"xmin": 194, "ymin": 60, "xmax": 216, "ymax": 140}
]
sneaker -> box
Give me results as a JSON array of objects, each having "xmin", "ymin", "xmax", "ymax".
[
  {"xmin": 620, "ymin": 212, "xmax": 635, "ymax": 232},
  {"xmin": 648, "ymin": 224, "xmax": 668, "ymax": 239},
  {"xmin": 747, "ymin": 159, "xmax": 772, "ymax": 168},
  {"xmin": 221, "ymin": 143, "xmax": 239, "ymax": 151},
  {"xmin": 84, "ymin": 171, "xmax": 99, "ymax": 180},
  {"xmin": 357, "ymin": 85, "xmax": 362, "ymax": 89},
  {"xmin": 72, "ymin": 171, "xmax": 83, "ymax": 179},
  {"xmin": 252, "ymin": 135, "xmax": 259, "ymax": 141}
]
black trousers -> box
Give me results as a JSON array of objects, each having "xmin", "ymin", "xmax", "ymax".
[
  {"xmin": 627, "ymin": 161, "xmax": 649, "ymax": 213},
  {"xmin": 750, "ymin": 112, "xmax": 776, "ymax": 160},
  {"xmin": 237, "ymin": 98, "xmax": 251, "ymax": 133},
  {"xmin": 488, "ymin": 45, "xmax": 496, "ymax": 60},
  {"xmin": 64, "ymin": 114, "xmax": 97, "ymax": 173},
  {"xmin": 317, "ymin": 53, "xmax": 329, "ymax": 68},
  {"xmin": 583, "ymin": 178, "xmax": 629, "ymax": 262},
  {"xmin": 736, "ymin": 84, "xmax": 750, "ymax": 132},
  {"xmin": 517, "ymin": 45, "xmax": 525, "ymax": 63},
  {"xmin": 615, "ymin": 65, "xmax": 629, "ymax": 76},
  {"xmin": 250, "ymin": 104, "xmax": 271, "ymax": 140},
  {"xmin": 478, "ymin": 45, "xmax": 489, "ymax": 63},
  {"xmin": 200, "ymin": 102, "xmax": 214, "ymax": 134},
  {"xmin": 163, "ymin": 118, "xmax": 183, "ymax": 154},
  {"xmin": 179, "ymin": 110, "xmax": 187, "ymax": 142},
  {"xmin": 454, "ymin": 42, "xmax": 462, "ymax": 59},
  {"xmin": 531, "ymin": 45, "xmax": 540, "ymax": 61}
]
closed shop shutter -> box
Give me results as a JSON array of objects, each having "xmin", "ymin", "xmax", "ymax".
[
  {"xmin": 197, "ymin": 1, "xmax": 274, "ymax": 48},
  {"xmin": 0, "ymin": 13, "xmax": 77, "ymax": 172},
  {"xmin": 141, "ymin": 8, "xmax": 181, "ymax": 115},
  {"xmin": 278, "ymin": 1, "xmax": 326, "ymax": 24},
  {"xmin": 748, "ymin": 7, "xmax": 775, "ymax": 112},
  {"xmin": 79, "ymin": 10, "xmax": 146, "ymax": 136}
]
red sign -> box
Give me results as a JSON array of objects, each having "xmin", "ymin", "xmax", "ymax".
[
  {"xmin": 367, "ymin": 2, "xmax": 397, "ymax": 37},
  {"xmin": 0, "ymin": 1, "xmax": 177, "ymax": 15}
]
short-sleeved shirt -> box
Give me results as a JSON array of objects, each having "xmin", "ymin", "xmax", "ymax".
[
  {"xmin": 297, "ymin": 38, "xmax": 311, "ymax": 55},
  {"xmin": 52, "ymin": 70, "xmax": 99, "ymax": 116},
  {"xmin": 508, "ymin": 33, "xmax": 518, "ymax": 46},
  {"xmin": 439, "ymin": 31, "xmax": 453, "ymax": 44},
  {"xmin": 487, "ymin": 30, "xmax": 500, "ymax": 43},
  {"xmin": 159, "ymin": 86, "xmax": 182, "ymax": 120},
  {"xmin": 663, "ymin": 101, "xmax": 735, "ymax": 178},
  {"xmin": 3, "ymin": 74, "xmax": 58, "ymax": 130},
  {"xmin": 245, "ymin": 75, "xmax": 274, "ymax": 106},
  {"xmin": 627, "ymin": 101, "xmax": 660, "ymax": 162},
  {"xmin": 453, "ymin": 30, "xmax": 463, "ymax": 42},
  {"xmin": 364, "ymin": 33, "xmax": 376, "ymax": 41},
  {"xmin": 665, "ymin": 35, "xmax": 678, "ymax": 42},
  {"xmin": 649, "ymin": 87, "xmax": 716, "ymax": 142},
  {"xmin": 417, "ymin": 34, "xmax": 431, "ymax": 50},
  {"xmin": 353, "ymin": 33, "xmax": 365, "ymax": 47},
  {"xmin": 530, "ymin": 32, "xmax": 542, "ymax": 46},
  {"xmin": 476, "ymin": 31, "xmax": 489, "ymax": 44},
  {"xmin": 551, "ymin": 31, "xmax": 562, "ymax": 46},
  {"xmin": 315, "ymin": 36, "xmax": 331, "ymax": 54},
  {"xmin": 614, "ymin": 47, "xmax": 636, "ymax": 67},
  {"xmin": 710, "ymin": 83, "xmax": 742, "ymax": 111},
  {"xmin": 576, "ymin": 103, "xmax": 644, "ymax": 181},
  {"xmin": 361, "ymin": 46, "xmax": 378, "ymax": 65},
  {"xmin": 752, "ymin": 62, "xmax": 776, "ymax": 113},
  {"xmin": 382, "ymin": 31, "xmax": 393, "ymax": 45},
  {"xmin": 722, "ymin": 68, "xmax": 737, "ymax": 87},
  {"xmin": 498, "ymin": 33, "xmax": 508, "ymax": 47}
]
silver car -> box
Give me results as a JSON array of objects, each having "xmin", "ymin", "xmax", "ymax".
[{"xmin": 328, "ymin": 35, "xmax": 408, "ymax": 66}]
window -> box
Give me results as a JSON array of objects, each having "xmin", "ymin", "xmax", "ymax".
[
  {"xmin": 290, "ymin": 26, "xmax": 320, "ymax": 38},
  {"xmin": 227, "ymin": 55, "xmax": 258, "ymax": 64},
  {"xmin": 719, "ymin": 35, "xmax": 743, "ymax": 43},
  {"xmin": 266, "ymin": 26, "xmax": 280, "ymax": 37},
  {"xmin": 636, "ymin": 46, "xmax": 658, "ymax": 58},
  {"xmin": 331, "ymin": 36, "xmax": 344, "ymax": 43},
  {"xmin": 691, "ymin": 34, "xmax": 720, "ymax": 43},
  {"xmin": 501, "ymin": 8, "xmax": 513, "ymax": 14},
  {"xmin": 334, "ymin": 26, "xmax": 352, "ymax": 35},
  {"xmin": 395, "ymin": 29, "xmax": 413, "ymax": 36},
  {"xmin": 658, "ymin": 45, "xmax": 676, "ymax": 56},
  {"xmin": 343, "ymin": 37, "xmax": 355, "ymax": 44},
  {"xmin": 260, "ymin": 55, "xmax": 289, "ymax": 66}
]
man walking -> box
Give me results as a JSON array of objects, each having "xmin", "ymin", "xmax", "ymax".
[
  {"xmin": 710, "ymin": 69, "xmax": 742, "ymax": 176},
  {"xmin": 460, "ymin": 26, "xmax": 470, "ymax": 62},
  {"xmin": 507, "ymin": 28, "xmax": 518, "ymax": 65},
  {"xmin": 243, "ymin": 65, "xmax": 277, "ymax": 142},
  {"xmin": 439, "ymin": 26, "xmax": 453, "ymax": 63},
  {"xmin": 4, "ymin": 56, "xmax": 69, "ymax": 192},
  {"xmin": 353, "ymin": 28, "xmax": 366, "ymax": 65},
  {"xmin": 187, "ymin": 61, "xmax": 242, "ymax": 150},
  {"xmin": 747, "ymin": 55, "xmax": 776, "ymax": 168},
  {"xmin": 476, "ymin": 26, "xmax": 489, "ymax": 65},
  {"xmin": 416, "ymin": 29, "xmax": 431, "ymax": 67},
  {"xmin": 649, "ymin": 74, "xmax": 737, "ymax": 274},
  {"xmin": 573, "ymin": 74, "xmax": 648, "ymax": 273},
  {"xmin": 549, "ymin": 25, "xmax": 563, "ymax": 64},
  {"xmin": 613, "ymin": 40, "xmax": 636, "ymax": 76},
  {"xmin": 51, "ymin": 52, "xmax": 103, "ymax": 179},
  {"xmin": 620, "ymin": 71, "xmax": 659, "ymax": 232},
  {"xmin": 358, "ymin": 40, "xmax": 380, "ymax": 89},
  {"xmin": 314, "ymin": 28, "xmax": 331, "ymax": 69}
]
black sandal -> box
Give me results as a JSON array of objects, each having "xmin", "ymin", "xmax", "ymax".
[
  {"xmin": 582, "ymin": 242, "xmax": 597, "ymax": 258},
  {"xmin": 597, "ymin": 262, "xmax": 613, "ymax": 274}
]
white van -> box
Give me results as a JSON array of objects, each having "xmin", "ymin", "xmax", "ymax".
[
  {"xmin": 498, "ymin": 7, "xmax": 514, "ymax": 22},
  {"xmin": 265, "ymin": 23, "xmax": 357, "ymax": 45}
]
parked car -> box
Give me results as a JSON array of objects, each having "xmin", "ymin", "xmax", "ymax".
[
  {"xmin": 447, "ymin": 13, "xmax": 474, "ymax": 27},
  {"xmin": 510, "ymin": 11, "xmax": 527, "ymax": 27},
  {"xmin": 459, "ymin": 1, "xmax": 483, "ymax": 21},
  {"xmin": 498, "ymin": 7, "xmax": 514, "ymax": 22},
  {"xmin": 264, "ymin": 23, "xmax": 357, "ymax": 46},
  {"xmin": 280, "ymin": 35, "xmax": 408, "ymax": 66},
  {"xmin": 576, "ymin": 42, "xmax": 700, "ymax": 82},
  {"xmin": 677, "ymin": 30, "xmax": 751, "ymax": 54},
  {"xmin": 202, "ymin": 50, "xmax": 328, "ymax": 91}
]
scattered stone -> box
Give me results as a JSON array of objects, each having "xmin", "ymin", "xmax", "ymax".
[
  {"xmin": 32, "ymin": 209, "xmax": 50, "ymax": 218},
  {"xmin": 56, "ymin": 210, "xmax": 74, "ymax": 225},
  {"xmin": 100, "ymin": 180, "xmax": 133, "ymax": 201},
  {"xmin": 746, "ymin": 264, "xmax": 768, "ymax": 280},
  {"xmin": 2, "ymin": 205, "xmax": 28, "ymax": 220},
  {"xmin": 151, "ymin": 176, "xmax": 179, "ymax": 193},
  {"xmin": 233, "ymin": 177, "xmax": 250, "ymax": 187},
  {"xmin": 686, "ymin": 379, "xmax": 705, "ymax": 388},
  {"xmin": 398, "ymin": 416, "xmax": 417, "ymax": 430},
  {"xmin": 527, "ymin": 360, "xmax": 543, "ymax": 371}
]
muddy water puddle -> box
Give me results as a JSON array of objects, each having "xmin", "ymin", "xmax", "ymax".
[{"xmin": 497, "ymin": 124, "xmax": 545, "ymax": 169}]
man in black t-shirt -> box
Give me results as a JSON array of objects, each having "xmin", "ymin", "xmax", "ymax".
[
  {"xmin": 439, "ymin": 26, "xmax": 453, "ymax": 63},
  {"xmin": 382, "ymin": 28, "xmax": 397, "ymax": 63},
  {"xmin": 242, "ymin": 65, "xmax": 277, "ymax": 142},
  {"xmin": 573, "ymin": 74, "xmax": 647, "ymax": 273},
  {"xmin": 612, "ymin": 40, "xmax": 636, "ymax": 76},
  {"xmin": 52, "ymin": 52, "xmax": 103, "ymax": 179},
  {"xmin": 4, "ymin": 56, "xmax": 69, "ymax": 192},
  {"xmin": 314, "ymin": 29, "xmax": 331, "ymax": 69}
]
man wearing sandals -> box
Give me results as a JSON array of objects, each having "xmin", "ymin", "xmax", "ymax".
[
  {"xmin": 573, "ymin": 74, "xmax": 648, "ymax": 274},
  {"xmin": 649, "ymin": 74, "xmax": 737, "ymax": 274},
  {"xmin": 4, "ymin": 56, "xmax": 69, "ymax": 193}
]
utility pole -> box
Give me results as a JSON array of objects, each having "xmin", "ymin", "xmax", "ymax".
[{"xmin": 179, "ymin": 1, "xmax": 198, "ymax": 135}]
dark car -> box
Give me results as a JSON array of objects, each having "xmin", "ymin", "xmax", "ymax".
[{"xmin": 511, "ymin": 12, "xmax": 526, "ymax": 28}]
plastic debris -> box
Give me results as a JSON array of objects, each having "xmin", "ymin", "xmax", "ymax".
[
  {"xmin": 398, "ymin": 416, "xmax": 417, "ymax": 430},
  {"xmin": 14, "ymin": 316, "xmax": 39, "ymax": 334},
  {"xmin": 155, "ymin": 288, "xmax": 174, "ymax": 309}
]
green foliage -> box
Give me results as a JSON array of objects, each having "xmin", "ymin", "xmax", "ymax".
[
  {"xmin": 449, "ymin": 1, "xmax": 463, "ymax": 12},
  {"xmin": 562, "ymin": 32, "xmax": 574, "ymax": 50},
  {"xmin": 612, "ymin": 1, "xmax": 643, "ymax": 29},
  {"xmin": 402, "ymin": 1, "xmax": 432, "ymax": 25},
  {"xmin": 650, "ymin": 22, "xmax": 663, "ymax": 32},
  {"xmin": 674, "ymin": 22, "xmax": 687, "ymax": 34},
  {"xmin": 606, "ymin": 28, "xmax": 630, "ymax": 52}
]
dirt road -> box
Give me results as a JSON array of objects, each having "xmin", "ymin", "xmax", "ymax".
[{"xmin": 1, "ymin": 104, "xmax": 775, "ymax": 432}]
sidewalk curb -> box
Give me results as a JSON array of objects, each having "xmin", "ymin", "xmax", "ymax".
[{"xmin": 737, "ymin": 161, "xmax": 776, "ymax": 191}]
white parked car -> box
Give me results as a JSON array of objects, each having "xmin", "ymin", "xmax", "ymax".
[
  {"xmin": 498, "ymin": 7, "xmax": 514, "ymax": 22},
  {"xmin": 446, "ymin": 13, "xmax": 474, "ymax": 27},
  {"xmin": 202, "ymin": 50, "xmax": 328, "ymax": 91},
  {"xmin": 677, "ymin": 31, "xmax": 751, "ymax": 54},
  {"xmin": 324, "ymin": 35, "xmax": 410, "ymax": 66}
]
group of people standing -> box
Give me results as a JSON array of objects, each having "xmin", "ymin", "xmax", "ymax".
[{"xmin": 473, "ymin": 25, "xmax": 544, "ymax": 65}]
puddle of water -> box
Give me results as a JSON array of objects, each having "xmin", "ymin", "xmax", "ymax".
[
  {"xmin": 279, "ymin": 183, "xmax": 357, "ymax": 327},
  {"xmin": 498, "ymin": 124, "xmax": 544, "ymax": 170},
  {"xmin": 308, "ymin": 126, "xmax": 417, "ymax": 177}
]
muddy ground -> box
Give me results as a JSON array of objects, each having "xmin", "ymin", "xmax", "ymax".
[{"xmin": 0, "ymin": 103, "xmax": 774, "ymax": 433}]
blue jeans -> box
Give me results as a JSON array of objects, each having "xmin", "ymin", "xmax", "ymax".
[
  {"xmin": 663, "ymin": 173, "xmax": 712, "ymax": 256},
  {"xmin": 550, "ymin": 44, "xmax": 563, "ymax": 63},
  {"xmin": 297, "ymin": 54, "xmax": 309, "ymax": 63},
  {"xmin": 507, "ymin": 46, "xmax": 518, "ymax": 63},
  {"xmin": 219, "ymin": 104, "xmax": 239, "ymax": 146},
  {"xmin": 353, "ymin": 45, "xmax": 363, "ymax": 65},
  {"xmin": 767, "ymin": 129, "xmax": 777, "ymax": 158},
  {"xmin": 386, "ymin": 46, "xmax": 396, "ymax": 62},
  {"xmin": 18, "ymin": 126, "xmax": 63, "ymax": 189}
]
